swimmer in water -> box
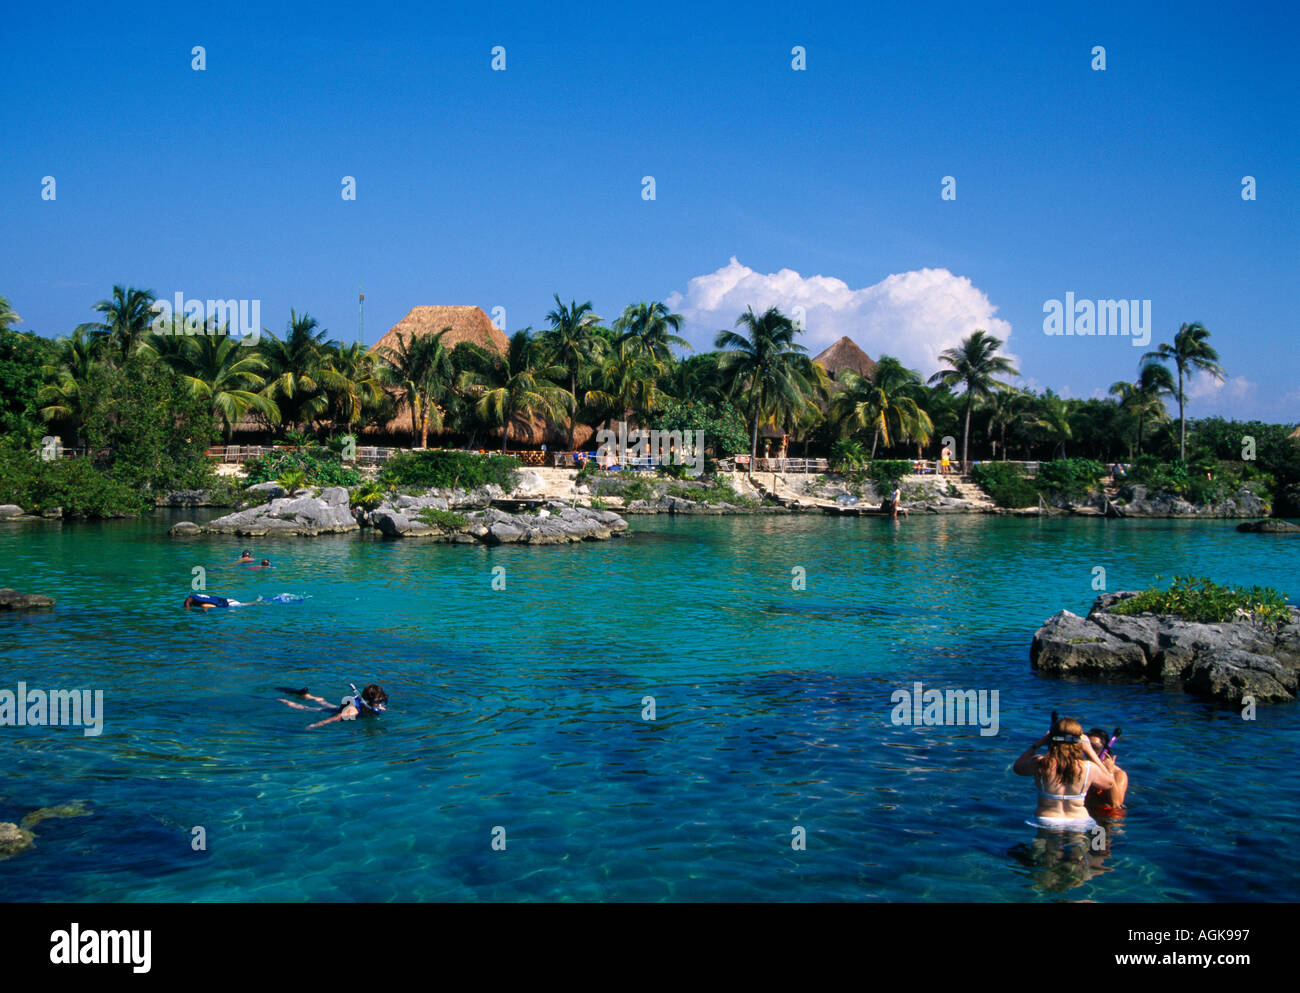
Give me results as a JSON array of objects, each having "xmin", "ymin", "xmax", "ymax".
[
  {"xmin": 277, "ymin": 684, "xmax": 388, "ymax": 729},
  {"xmin": 184, "ymin": 592, "xmax": 302, "ymax": 609},
  {"xmin": 184, "ymin": 593, "xmax": 245, "ymax": 610},
  {"xmin": 1085, "ymin": 727, "xmax": 1129, "ymax": 811},
  {"xmin": 244, "ymin": 558, "xmax": 272, "ymax": 569},
  {"xmin": 1013, "ymin": 716, "xmax": 1114, "ymax": 831},
  {"xmin": 235, "ymin": 550, "xmax": 254, "ymax": 563}
]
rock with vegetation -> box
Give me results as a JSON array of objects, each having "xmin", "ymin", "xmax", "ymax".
[
  {"xmin": 197, "ymin": 487, "xmax": 358, "ymax": 536},
  {"xmin": 1236, "ymin": 519, "xmax": 1300, "ymax": 534},
  {"xmin": 1117, "ymin": 483, "xmax": 1267, "ymax": 518},
  {"xmin": 0, "ymin": 801, "xmax": 92, "ymax": 861},
  {"xmin": 1031, "ymin": 583, "xmax": 1300, "ymax": 703},
  {"xmin": 367, "ymin": 500, "xmax": 626, "ymax": 544},
  {"xmin": 0, "ymin": 588, "xmax": 55, "ymax": 610}
]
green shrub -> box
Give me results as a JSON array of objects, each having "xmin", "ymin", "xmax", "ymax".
[
  {"xmin": 244, "ymin": 450, "xmax": 363, "ymax": 488},
  {"xmin": 1109, "ymin": 575, "xmax": 1291, "ymax": 628},
  {"xmin": 0, "ymin": 443, "xmax": 148, "ymax": 517},
  {"xmin": 831, "ymin": 438, "xmax": 866, "ymax": 470},
  {"xmin": 414, "ymin": 507, "xmax": 470, "ymax": 529},
  {"xmin": 972, "ymin": 462, "xmax": 1039, "ymax": 508},
  {"xmin": 1036, "ymin": 458, "xmax": 1106, "ymax": 500},
  {"xmin": 868, "ymin": 459, "xmax": 913, "ymax": 493},
  {"xmin": 380, "ymin": 450, "xmax": 519, "ymax": 491},
  {"xmin": 350, "ymin": 481, "xmax": 385, "ymax": 510}
]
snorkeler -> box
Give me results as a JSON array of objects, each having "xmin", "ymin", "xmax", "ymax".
[
  {"xmin": 1013, "ymin": 716, "xmax": 1114, "ymax": 831},
  {"xmin": 244, "ymin": 558, "xmax": 272, "ymax": 569},
  {"xmin": 184, "ymin": 592, "xmax": 302, "ymax": 609},
  {"xmin": 277, "ymin": 684, "xmax": 388, "ymax": 729},
  {"xmin": 1085, "ymin": 727, "xmax": 1129, "ymax": 810},
  {"xmin": 235, "ymin": 550, "xmax": 254, "ymax": 563},
  {"xmin": 184, "ymin": 593, "xmax": 245, "ymax": 610}
]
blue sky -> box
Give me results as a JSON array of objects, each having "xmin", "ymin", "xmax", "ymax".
[{"xmin": 3, "ymin": 1, "xmax": 1296, "ymax": 420}]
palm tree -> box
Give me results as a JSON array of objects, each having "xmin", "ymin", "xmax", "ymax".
[
  {"xmin": 1033, "ymin": 391, "xmax": 1073, "ymax": 459},
  {"xmin": 376, "ymin": 329, "xmax": 456, "ymax": 449},
  {"xmin": 36, "ymin": 328, "xmax": 103, "ymax": 435},
  {"xmin": 324, "ymin": 341, "xmax": 385, "ymax": 433},
  {"xmin": 540, "ymin": 295, "xmax": 606, "ymax": 447},
  {"xmin": 1143, "ymin": 322, "xmax": 1225, "ymax": 461},
  {"xmin": 0, "ymin": 296, "xmax": 20, "ymax": 333},
  {"xmin": 829, "ymin": 356, "xmax": 933, "ymax": 458},
  {"xmin": 149, "ymin": 332, "xmax": 280, "ymax": 439},
  {"xmin": 985, "ymin": 388, "xmax": 1034, "ymax": 460},
  {"xmin": 663, "ymin": 352, "xmax": 727, "ymax": 405},
  {"xmin": 78, "ymin": 285, "xmax": 157, "ymax": 364},
  {"xmin": 259, "ymin": 311, "xmax": 335, "ymax": 433},
  {"xmin": 1109, "ymin": 361, "xmax": 1175, "ymax": 457},
  {"xmin": 714, "ymin": 306, "xmax": 817, "ymax": 475},
  {"xmin": 614, "ymin": 301, "xmax": 690, "ymax": 365},
  {"xmin": 586, "ymin": 340, "xmax": 669, "ymax": 429},
  {"xmin": 928, "ymin": 329, "xmax": 1020, "ymax": 471},
  {"xmin": 458, "ymin": 330, "xmax": 573, "ymax": 452}
]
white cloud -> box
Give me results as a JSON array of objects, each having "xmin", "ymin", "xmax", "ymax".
[
  {"xmin": 1186, "ymin": 374, "xmax": 1256, "ymax": 404},
  {"xmin": 665, "ymin": 257, "xmax": 1016, "ymax": 375}
]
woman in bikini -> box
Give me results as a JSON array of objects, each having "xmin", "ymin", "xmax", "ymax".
[{"xmin": 1013, "ymin": 716, "xmax": 1113, "ymax": 831}]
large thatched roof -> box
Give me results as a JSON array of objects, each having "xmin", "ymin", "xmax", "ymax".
[
  {"xmin": 813, "ymin": 336, "xmax": 877, "ymax": 381},
  {"xmin": 364, "ymin": 306, "xmax": 509, "ymax": 440},
  {"xmin": 370, "ymin": 306, "xmax": 508, "ymax": 359}
]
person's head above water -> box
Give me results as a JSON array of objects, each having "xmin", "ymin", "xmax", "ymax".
[
  {"xmin": 358, "ymin": 684, "xmax": 388, "ymax": 712},
  {"xmin": 260, "ymin": 558, "xmax": 270, "ymax": 566},
  {"xmin": 1042, "ymin": 717, "xmax": 1086, "ymax": 786},
  {"xmin": 237, "ymin": 549, "xmax": 253, "ymax": 560}
]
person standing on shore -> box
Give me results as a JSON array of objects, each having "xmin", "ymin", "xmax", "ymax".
[{"xmin": 940, "ymin": 446, "xmax": 952, "ymax": 475}]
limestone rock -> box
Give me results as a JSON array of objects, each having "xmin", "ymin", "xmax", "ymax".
[{"xmin": 0, "ymin": 588, "xmax": 56, "ymax": 610}]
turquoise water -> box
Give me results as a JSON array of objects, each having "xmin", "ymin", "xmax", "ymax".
[{"xmin": 1, "ymin": 511, "xmax": 1297, "ymax": 902}]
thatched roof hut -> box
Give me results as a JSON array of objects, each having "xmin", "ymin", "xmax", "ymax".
[
  {"xmin": 813, "ymin": 336, "xmax": 877, "ymax": 382},
  {"xmin": 364, "ymin": 306, "xmax": 508, "ymax": 440},
  {"xmin": 370, "ymin": 305, "xmax": 508, "ymax": 360},
  {"xmin": 367, "ymin": 306, "xmax": 593, "ymax": 449}
]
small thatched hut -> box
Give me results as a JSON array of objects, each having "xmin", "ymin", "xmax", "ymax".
[{"xmin": 813, "ymin": 336, "xmax": 877, "ymax": 382}]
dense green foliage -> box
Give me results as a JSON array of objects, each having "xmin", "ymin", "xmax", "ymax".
[
  {"xmin": 0, "ymin": 440, "xmax": 149, "ymax": 516},
  {"xmin": 1108, "ymin": 576, "xmax": 1291, "ymax": 628},
  {"xmin": 971, "ymin": 462, "xmax": 1040, "ymax": 508},
  {"xmin": 656, "ymin": 397, "xmax": 749, "ymax": 459},
  {"xmin": 867, "ymin": 459, "xmax": 913, "ymax": 493},
  {"xmin": 243, "ymin": 450, "xmax": 363, "ymax": 487},
  {"xmin": 1035, "ymin": 458, "xmax": 1106, "ymax": 500},
  {"xmin": 379, "ymin": 450, "xmax": 520, "ymax": 491}
]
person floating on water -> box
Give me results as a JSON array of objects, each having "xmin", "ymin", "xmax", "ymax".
[
  {"xmin": 235, "ymin": 549, "xmax": 254, "ymax": 563},
  {"xmin": 244, "ymin": 558, "xmax": 272, "ymax": 569},
  {"xmin": 277, "ymin": 684, "xmax": 388, "ymax": 729},
  {"xmin": 1085, "ymin": 727, "xmax": 1128, "ymax": 811},
  {"xmin": 184, "ymin": 592, "xmax": 302, "ymax": 610},
  {"xmin": 1013, "ymin": 716, "xmax": 1114, "ymax": 831}
]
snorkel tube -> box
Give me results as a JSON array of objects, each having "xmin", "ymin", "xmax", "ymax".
[
  {"xmin": 1099, "ymin": 727, "xmax": 1122, "ymax": 760},
  {"xmin": 348, "ymin": 682, "xmax": 386, "ymax": 714}
]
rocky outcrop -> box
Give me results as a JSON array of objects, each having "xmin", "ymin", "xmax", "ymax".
[
  {"xmin": 0, "ymin": 802, "xmax": 92, "ymax": 861},
  {"xmin": 1236, "ymin": 519, "xmax": 1300, "ymax": 533},
  {"xmin": 366, "ymin": 501, "xmax": 627, "ymax": 544},
  {"xmin": 1031, "ymin": 592, "xmax": 1300, "ymax": 703},
  {"xmin": 0, "ymin": 504, "xmax": 26, "ymax": 520},
  {"xmin": 1115, "ymin": 484, "xmax": 1268, "ymax": 518},
  {"xmin": 0, "ymin": 589, "xmax": 55, "ymax": 610},
  {"xmin": 196, "ymin": 487, "xmax": 358, "ymax": 536},
  {"xmin": 168, "ymin": 521, "xmax": 203, "ymax": 536}
]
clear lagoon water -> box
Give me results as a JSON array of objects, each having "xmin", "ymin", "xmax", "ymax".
[{"xmin": 1, "ymin": 510, "xmax": 1296, "ymax": 902}]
